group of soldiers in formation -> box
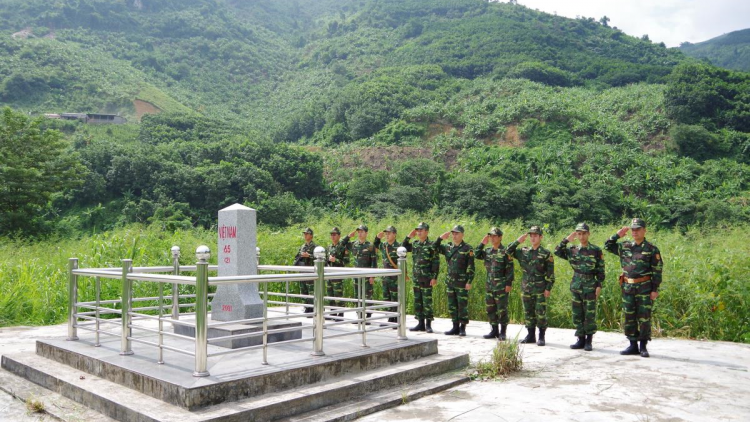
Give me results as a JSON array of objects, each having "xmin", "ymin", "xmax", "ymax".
[{"xmin": 293, "ymin": 218, "xmax": 663, "ymax": 357}]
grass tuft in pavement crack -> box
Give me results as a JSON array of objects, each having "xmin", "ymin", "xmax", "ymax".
[{"xmin": 470, "ymin": 336, "xmax": 523, "ymax": 380}]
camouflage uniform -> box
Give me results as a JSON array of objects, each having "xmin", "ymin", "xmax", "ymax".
[
  {"xmin": 293, "ymin": 230, "xmax": 318, "ymax": 308},
  {"xmin": 326, "ymin": 228, "xmax": 350, "ymax": 311},
  {"xmin": 475, "ymin": 233, "xmax": 514, "ymax": 327},
  {"xmin": 604, "ymin": 219, "xmax": 663, "ymax": 344},
  {"xmin": 506, "ymin": 228, "xmax": 555, "ymax": 334},
  {"xmin": 373, "ymin": 227, "xmax": 401, "ymax": 314},
  {"xmin": 437, "ymin": 230, "xmax": 475, "ymax": 326},
  {"xmin": 554, "ymin": 225, "xmax": 605, "ymax": 338},
  {"xmin": 402, "ymin": 224, "xmax": 440, "ymax": 322},
  {"xmin": 345, "ymin": 229, "xmax": 378, "ymax": 301}
]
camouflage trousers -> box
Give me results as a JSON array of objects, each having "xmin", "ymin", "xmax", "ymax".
[
  {"xmin": 382, "ymin": 276, "xmax": 398, "ymax": 313},
  {"xmin": 522, "ymin": 290, "xmax": 548, "ymax": 329},
  {"xmin": 412, "ymin": 276, "xmax": 433, "ymax": 321},
  {"xmin": 622, "ymin": 291, "xmax": 653, "ymax": 341},
  {"xmin": 299, "ymin": 281, "xmax": 314, "ymax": 305},
  {"xmin": 326, "ymin": 280, "xmax": 344, "ymax": 309},
  {"xmin": 485, "ymin": 281, "xmax": 509, "ymax": 325},
  {"xmin": 447, "ymin": 277, "xmax": 470, "ymax": 324},
  {"xmin": 572, "ymin": 288, "xmax": 597, "ymax": 336}
]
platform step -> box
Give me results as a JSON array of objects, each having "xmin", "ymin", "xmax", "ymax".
[{"xmin": 2, "ymin": 351, "xmax": 469, "ymax": 422}]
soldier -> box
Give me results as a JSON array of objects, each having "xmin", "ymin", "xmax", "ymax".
[
  {"xmin": 345, "ymin": 225, "xmax": 377, "ymax": 322},
  {"xmin": 326, "ymin": 227, "xmax": 350, "ymax": 319},
  {"xmin": 402, "ymin": 222, "xmax": 441, "ymax": 333},
  {"xmin": 554, "ymin": 223, "xmax": 605, "ymax": 351},
  {"xmin": 293, "ymin": 227, "xmax": 317, "ymax": 315},
  {"xmin": 437, "ymin": 225, "xmax": 475, "ymax": 337},
  {"xmin": 506, "ymin": 225, "xmax": 555, "ymax": 346},
  {"xmin": 604, "ymin": 218, "xmax": 663, "ymax": 358},
  {"xmin": 475, "ymin": 227, "xmax": 514, "ymax": 340},
  {"xmin": 373, "ymin": 226, "xmax": 401, "ymax": 326}
]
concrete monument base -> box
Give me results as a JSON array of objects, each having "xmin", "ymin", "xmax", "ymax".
[{"xmin": 173, "ymin": 316, "xmax": 302, "ymax": 349}]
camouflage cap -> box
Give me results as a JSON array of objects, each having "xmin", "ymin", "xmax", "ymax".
[
  {"xmin": 575, "ymin": 223, "xmax": 590, "ymax": 232},
  {"xmin": 528, "ymin": 225, "xmax": 543, "ymax": 235},
  {"xmin": 487, "ymin": 227, "xmax": 503, "ymax": 236},
  {"xmin": 302, "ymin": 227, "xmax": 314, "ymax": 235},
  {"xmin": 451, "ymin": 225, "xmax": 465, "ymax": 233},
  {"xmin": 356, "ymin": 224, "xmax": 368, "ymax": 232},
  {"xmin": 384, "ymin": 225, "xmax": 397, "ymax": 233},
  {"xmin": 415, "ymin": 222, "xmax": 430, "ymax": 230},
  {"xmin": 330, "ymin": 227, "xmax": 341, "ymax": 235},
  {"xmin": 630, "ymin": 218, "xmax": 646, "ymax": 229}
]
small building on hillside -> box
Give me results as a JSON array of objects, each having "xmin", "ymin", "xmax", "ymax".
[{"xmin": 52, "ymin": 113, "xmax": 127, "ymax": 124}]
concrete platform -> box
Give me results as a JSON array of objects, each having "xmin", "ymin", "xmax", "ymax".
[
  {"xmin": 11, "ymin": 326, "xmax": 441, "ymax": 410},
  {"xmin": 173, "ymin": 316, "xmax": 303, "ymax": 349}
]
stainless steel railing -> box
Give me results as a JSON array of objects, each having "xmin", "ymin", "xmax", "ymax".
[{"xmin": 67, "ymin": 245, "xmax": 409, "ymax": 377}]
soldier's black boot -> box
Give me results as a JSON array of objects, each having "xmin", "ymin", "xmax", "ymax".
[
  {"xmin": 499, "ymin": 324, "xmax": 508, "ymax": 341},
  {"xmin": 537, "ymin": 328, "xmax": 546, "ymax": 346},
  {"xmin": 458, "ymin": 323, "xmax": 467, "ymax": 337},
  {"xmin": 620, "ymin": 340, "xmax": 639, "ymax": 355},
  {"xmin": 520, "ymin": 328, "xmax": 536, "ymax": 344},
  {"xmin": 570, "ymin": 336, "xmax": 585, "ymax": 349},
  {"xmin": 444, "ymin": 322, "xmax": 460, "ymax": 336},
  {"xmin": 584, "ymin": 334, "xmax": 593, "ymax": 352},
  {"xmin": 639, "ymin": 340, "xmax": 650, "ymax": 358},
  {"xmin": 483, "ymin": 324, "xmax": 499, "ymax": 339},
  {"xmin": 425, "ymin": 320, "xmax": 433, "ymax": 333},
  {"xmin": 410, "ymin": 319, "xmax": 425, "ymax": 332}
]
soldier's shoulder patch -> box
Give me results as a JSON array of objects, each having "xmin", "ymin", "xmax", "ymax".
[
  {"xmin": 655, "ymin": 253, "xmax": 661, "ymax": 260},
  {"xmin": 469, "ymin": 250, "xmax": 474, "ymax": 256},
  {"xmin": 548, "ymin": 255, "xmax": 554, "ymax": 262}
]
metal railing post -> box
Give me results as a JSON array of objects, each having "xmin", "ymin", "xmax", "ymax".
[
  {"xmin": 120, "ymin": 259, "xmax": 133, "ymax": 355},
  {"xmin": 262, "ymin": 281, "xmax": 269, "ymax": 365},
  {"xmin": 312, "ymin": 246, "xmax": 326, "ymax": 356},
  {"xmin": 193, "ymin": 246, "xmax": 210, "ymax": 377},
  {"xmin": 397, "ymin": 247, "xmax": 408, "ymax": 340},
  {"xmin": 67, "ymin": 258, "xmax": 79, "ymax": 341},
  {"xmin": 171, "ymin": 246, "xmax": 180, "ymax": 319},
  {"xmin": 94, "ymin": 276, "xmax": 101, "ymax": 347},
  {"xmin": 360, "ymin": 277, "xmax": 368, "ymax": 348},
  {"xmin": 158, "ymin": 275, "xmax": 164, "ymax": 364}
]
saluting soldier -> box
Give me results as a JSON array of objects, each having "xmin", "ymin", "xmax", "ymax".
[
  {"xmin": 506, "ymin": 225, "xmax": 555, "ymax": 346},
  {"xmin": 437, "ymin": 225, "xmax": 475, "ymax": 337},
  {"xmin": 475, "ymin": 227, "xmax": 514, "ymax": 340},
  {"xmin": 554, "ymin": 223, "xmax": 605, "ymax": 351},
  {"xmin": 373, "ymin": 226, "xmax": 401, "ymax": 326},
  {"xmin": 326, "ymin": 227, "xmax": 350, "ymax": 319},
  {"xmin": 402, "ymin": 222, "xmax": 441, "ymax": 333},
  {"xmin": 604, "ymin": 218, "xmax": 663, "ymax": 358},
  {"xmin": 345, "ymin": 224, "xmax": 377, "ymax": 321},
  {"xmin": 293, "ymin": 227, "xmax": 317, "ymax": 315}
]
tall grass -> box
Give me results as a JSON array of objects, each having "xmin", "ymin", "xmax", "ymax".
[{"xmin": 1, "ymin": 216, "xmax": 748, "ymax": 343}]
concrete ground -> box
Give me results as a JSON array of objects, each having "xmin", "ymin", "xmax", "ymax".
[{"xmin": 1, "ymin": 319, "xmax": 749, "ymax": 422}]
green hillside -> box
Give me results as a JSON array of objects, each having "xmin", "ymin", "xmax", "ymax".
[
  {"xmin": 0, "ymin": 0, "xmax": 748, "ymax": 237},
  {"xmin": 680, "ymin": 28, "xmax": 750, "ymax": 72}
]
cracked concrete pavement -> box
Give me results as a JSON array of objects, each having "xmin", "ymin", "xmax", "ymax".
[{"xmin": 1, "ymin": 317, "xmax": 748, "ymax": 421}]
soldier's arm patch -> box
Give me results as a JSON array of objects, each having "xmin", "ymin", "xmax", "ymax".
[
  {"xmin": 548, "ymin": 255, "xmax": 554, "ymax": 262},
  {"xmin": 655, "ymin": 254, "xmax": 661, "ymax": 260},
  {"xmin": 469, "ymin": 250, "xmax": 474, "ymax": 256}
]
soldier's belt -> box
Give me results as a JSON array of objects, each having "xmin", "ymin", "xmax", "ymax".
[{"xmin": 626, "ymin": 276, "xmax": 651, "ymax": 284}]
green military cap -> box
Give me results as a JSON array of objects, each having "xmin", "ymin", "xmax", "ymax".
[
  {"xmin": 575, "ymin": 223, "xmax": 590, "ymax": 232},
  {"xmin": 451, "ymin": 225, "xmax": 465, "ymax": 233},
  {"xmin": 302, "ymin": 227, "xmax": 314, "ymax": 235},
  {"xmin": 528, "ymin": 225, "xmax": 543, "ymax": 235},
  {"xmin": 356, "ymin": 224, "xmax": 368, "ymax": 232},
  {"xmin": 630, "ymin": 218, "xmax": 646, "ymax": 229},
  {"xmin": 384, "ymin": 225, "xmax": 397, "ymax": 233},
  {"xmin": 415, "ymin": 222, "xmax": 429, "ymax": 230},
  {"xmin": 330, "ymin": 227, "xmax": 341, "ymax": 235},
  {"xmin": 487, "ymin": 227, "xmax": 503, "ymax": 236}
]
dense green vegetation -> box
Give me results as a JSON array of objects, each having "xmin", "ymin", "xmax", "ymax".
[
  {"xmin": 681, "ymin": 28, "xmax": 750, "ymax": 72},
  {"xmin": 0, "ymin": 1, "xmax": 748, "ymax": 341},
  {"xmin": 1, "ymin": 221, "xmax": 747, "ymax": 343}
]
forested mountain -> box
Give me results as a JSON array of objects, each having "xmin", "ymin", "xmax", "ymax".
[
  {"xmin": 681, "ymin": 28, "xmax": 750, "ymax": 72},
  {"xmin": 1, "ymin": 0, "xmax": 748, "ymax": 237}
]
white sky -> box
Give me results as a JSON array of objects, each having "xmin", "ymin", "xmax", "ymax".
[{"xmin": 514, "ymin": 0, "xmax": 750, "ymax": 47}]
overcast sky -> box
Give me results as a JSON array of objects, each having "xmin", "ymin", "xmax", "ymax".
[{"xmin": 514, "ymin": 0, "xmax": 750, "ymax": 47}]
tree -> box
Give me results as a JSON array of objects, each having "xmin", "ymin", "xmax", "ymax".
[
  {"xmin": 599, "ymin": 16, "xmax": 610, "ymax": 27},
  {"xmin": 0, "ymin": 107, "xmax": 86, "ymax": 235}
]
